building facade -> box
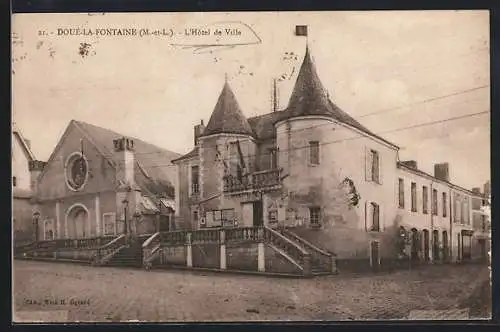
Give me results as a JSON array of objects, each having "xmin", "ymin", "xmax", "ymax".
[
  {"xmin": 12, "ymin": 124, "xmax": 41, "ymax": 243},
  {"xmin": 30, "ymin": 120, "xmax": 180, "ymax": 241},
  {"xmin": 172, "ymin": 45, "xmax": 484, "ymax": 266}
]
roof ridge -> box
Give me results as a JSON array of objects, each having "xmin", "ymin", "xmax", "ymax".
[{"xmin": 73, "ymin": 120, "xmax": 181, "ymax": 156}]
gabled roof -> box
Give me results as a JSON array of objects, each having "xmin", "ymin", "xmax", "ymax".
[
  {"xmin": 201, "ymin": 82, "xmax": 255, "ymax": 138},
  {"xmin": 12, "ymin": 123, "xmax": 35, "ymax": 161},
  {"xmin": 171, "ymin": 146, "xmax": 199, "ymax": 163},
  {"xmin": 73, "ymin": 120, "xmax": 181, "ymax": 197}
]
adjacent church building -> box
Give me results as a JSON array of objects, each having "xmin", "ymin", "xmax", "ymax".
[
  {"xmin": 31, "ymin": 120, "xmax": 180, "ymax": 241},
  {"xmin": 172, "ymin": 45, "xmax": 482, "ymax": 266}
]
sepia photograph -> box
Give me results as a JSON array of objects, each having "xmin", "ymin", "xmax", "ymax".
[{"xmin": 11, "ymin": 10, "xmax": 491, "ymax": 322}]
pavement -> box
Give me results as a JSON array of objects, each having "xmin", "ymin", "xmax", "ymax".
[{"xmin": 12, "ymin": 260, "xmax": 491, "ymax": 322}]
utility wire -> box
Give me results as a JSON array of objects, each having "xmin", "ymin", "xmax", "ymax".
[{"xmin": 52, "ymin": 109, "xmax": 488, "ymax": 170}]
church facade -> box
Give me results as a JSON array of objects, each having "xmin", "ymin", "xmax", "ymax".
[
  {"xmin": 173, "ymin": 46, "xmax": 481, "ymax": 266},
  {"xmin": 31, "ymin": 120, "xmax": 180, "ymax": 241}
]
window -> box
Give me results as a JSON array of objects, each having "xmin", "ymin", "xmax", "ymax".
[
  {"xmin": 454, "ymin": 197, "xmax": 461, "ymax": 223},
  {"xmin": 432, "ymin": 189, "xmax": 438, "ymax": 216},
  {"xmin": 398, "ymin": 178, "xmax": 405, "ymax": 209},
  {"xmin": 269, "ymin": 148, "xmax": 278, "ymax": 169},
  {"xmin": 411, "ymin": 182, "xmax": 417, "ymax": 212},
  {"xmin": 12, "ymin": 176, "xmax": 17, "ymax": 187},
  {"xmin": 191, "ymin": 165, "xmax": 199, "ymax": 194},
  {"xmin": 371, "ymin": 150, "xmax": 380, "ymax": 182},
  {"xmin": 370, "ymin": 202, "xmax": 380, "ymax": 232},
  {"xmin": 309, "ymin": 207, "xmax": 321, "ymax": 227},
  {"xmin": 193, "ymin": 210, "xmax": 199, "ymax": 223},
  {"xmin": 204, "ymin": 209, "xmax": 235, "ymax": 228},
  {"xmin": 442, "ymin": 193, "xmax": 447, "ymax": 217},
  {"xmin": 309, "ymin": 141, "xmax": 320, "ymax": 165},
  {"xmin": 422, "ymin": 186, "xmax": 429, "ymax": 214},
  {"xmin": 268, "ymin": 210, "xmax": 278, "ymax": 224},
  {"xmin": 102, "ymin": 213, "xmax": 116, "ymax": 236},
  {"xmin": 460, "ymin": 201, "xmax": 465, "ymax": 224}
]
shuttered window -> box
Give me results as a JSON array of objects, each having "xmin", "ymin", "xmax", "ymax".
[
  {"xmin": 432, "ymin": 189, "xmax": 438, "ymax": 215},
  {"xmin": 423, "ymin": 186, "xmax": 429, "ymax": 214},
  {"xmin": 398, "ymin": 178, "xmax": 405, "ymax": 209},
  {"xmin": 369, "ymin": 202, "xmax": 380, "ymax": 232},
  {"xmin": 442, "ymin": 193, "xmax": 447, "ymax": 217},
  {"xmin": 411, "ymin": 182, "xmax": 417, "ymax": 212}
]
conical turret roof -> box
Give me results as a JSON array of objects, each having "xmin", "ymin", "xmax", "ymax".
[
  {"xmin": 201, "ymin": 81, "xmax": 255, "ymax": 137},
  {"xmin": 283, "ymin": 46, "xmax": 374, "ymax": 134}
]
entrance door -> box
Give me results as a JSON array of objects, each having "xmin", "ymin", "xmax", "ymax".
[
  {"xmin": 253, "ymin": 201, "xmax": 263, "ymax": 226},
  {"xmin": 423, "ymin": 230, "xmax": 430, "ymax": 261},
  {"xmin": 442, "ymin": 231, "xmax": 449, "ymax": 261},
  {"xmin": 432, "ymin": 230, "xmax": 440, "ymax": 261},
  {"xmin": 242, "ymin": 203, "xmax": 254, "ymax": 227},
  {"xmin": 411, "ymin": 228, "xmax": 419, "ymax": 261},
  {"xmin": 74, "ymin": 209, "xmax": 88, "ymax": 238},
  {"xmin": 462, "ymin": 234, "xmax": 472, "ymax": 260},
  {"xmin": 370, "ymin": 241, "xmax": 381, "ymax": 271},
  {"xmin": 159, "ymin": 215, "xmax": 170, "ymax": 232}
]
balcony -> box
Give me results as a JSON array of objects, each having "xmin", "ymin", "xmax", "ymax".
[{"xmin": 223, "ymin": 168, "xmax": 282, "ymax": 193}]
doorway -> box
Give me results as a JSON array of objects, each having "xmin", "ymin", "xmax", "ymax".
[
  {"xmin": 370, "ymin": 240, "xmax": 381, "ymax": 271},
  {"xmin": 253, "ymin": 201, "xmax": 263, "ymax": 227},
  {"xmin": 67, "ymin": 206, "xmax": 89, "ymax": 239},
  {"xmin": 159, "ymin": 215, "xmax": 170, "ymax": 232},
  {"xmin": 442, "ymin": 231, "xmax": 449, "ymax": 261},
  {"xmin": 423, "ymin": 230, "xmax": 430, "ymax": 261},
  {"xmin": 432, "ymin": 230, "xmax": 440, "ymax": 261}
]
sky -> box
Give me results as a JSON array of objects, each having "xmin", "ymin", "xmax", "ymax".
[{"xmin": 12, "ymin": 11, "xmax": 490, "ymax": 190}]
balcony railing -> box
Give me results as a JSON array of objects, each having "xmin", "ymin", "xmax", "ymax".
[{"xmin": 223, "ymin": 168, "xmax": 281, "ymax": 193}]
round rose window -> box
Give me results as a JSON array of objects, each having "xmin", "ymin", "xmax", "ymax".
[{"xmin": 66, "ymin": 153, "xmax": 88, "ymax": 190}]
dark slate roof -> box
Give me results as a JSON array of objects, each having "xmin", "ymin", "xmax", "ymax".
[
  {"xmin": 171, "ymin": 146, "xmax": 199, "ymax": 163},
  {"xmin": 282, "ymin": 46, "xmax": 376, "ymax": 135},
  {"xmin": 245, "ymin": 47, "xmax": 398, "ymax": 148},
  {"xmin": 201, "ymin": 82, "xmax": 255, "ymax": 137},
  {"xmin": 73, "ymin": 120, "xmax": 181, "ymax": 197}
]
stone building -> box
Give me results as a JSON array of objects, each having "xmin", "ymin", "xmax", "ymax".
[
  {"xmin": 172, "ymin": 45, "xmax": 483, "ymax": 267},
  {"xmin": 30, "ymin": 120, "xmax": 180, "ymax": 241},
  {"xmin": 12, "ymin": 123, "xmax": 42, "ymax": 243}
]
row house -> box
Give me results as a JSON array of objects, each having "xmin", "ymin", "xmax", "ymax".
[
  {"xmin": 172, "ymin": 44, "xmax": 483, "ymax": 267},
  {"xmin": 396, "ymin": 161, "xmax": 478, "ymax": 263},
  {"xmin": 471, "ymin": 182, "xmax": 491, "ymax": 261}
]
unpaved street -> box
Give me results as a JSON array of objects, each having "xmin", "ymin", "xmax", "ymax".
[{"xmin": 13, "ymin": 260, "xmax": 491, "ymax": 322}]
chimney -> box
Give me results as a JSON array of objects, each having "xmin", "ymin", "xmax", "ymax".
[
  {"xmin": 472, "ymin": 187, "xmax": 481, "ymax": 194},
  {"xmin": 113, "ymin": 137, "xmax": 136, "ymax": 187},
  {"xmin": 434, "ymin": 163, "xmax": 450, "ymax": 182},
  {"xmin": 400, "ymin": 160, "xmax": 418, "ymax": 169},
  {"xmin": 194, "ymin": 120, "xmax": 205, "ymax": 146},
  {"xmin": 28, "ymin": 160, "xmax": 47, "ymax": 195}
]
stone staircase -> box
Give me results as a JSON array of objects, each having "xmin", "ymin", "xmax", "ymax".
[{"xmin": 277, "ymin": 228, "xmax": 337, "ymax": 276}]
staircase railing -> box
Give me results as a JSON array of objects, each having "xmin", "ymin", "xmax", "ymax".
[
  {"xmin": 92, "ymin": 234, "xmax": 127, "ymax": 266},
  {"xmin": 263, "ymin": 226, "xmax": 312, "ymax": 276},
  {"xmin": 282, "ymin": 229, "xmax": 336, "ymax": 273},
  {"xmin": 142, "ymin": 232, "xmax": 161, "ymax": 269},
  {"xmin": 226, "ymin": 227, "xmax": 263, "ymax": 243}
]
